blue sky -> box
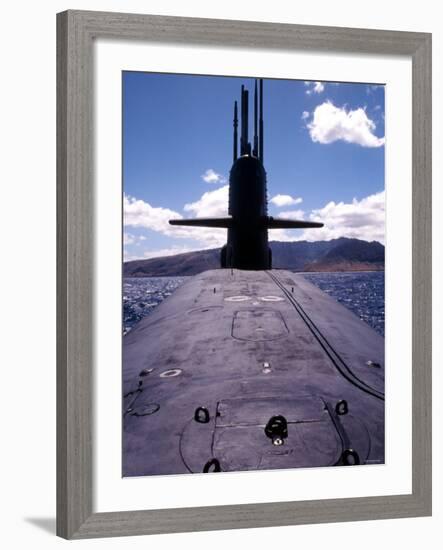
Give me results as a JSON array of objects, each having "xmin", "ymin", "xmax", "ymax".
[{"xmin": 123, "ymin": 72, "xmax": 385, "ymax": 261}]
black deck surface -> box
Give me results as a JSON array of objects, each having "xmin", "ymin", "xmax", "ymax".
[{"xmin": 123, "ymin": 269, "xmax": 385, "ymax": 476}]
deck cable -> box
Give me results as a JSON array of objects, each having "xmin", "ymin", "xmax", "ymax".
[{"xmin": 266, "ymin": 271, "xmax": 384, "ymax": 401}]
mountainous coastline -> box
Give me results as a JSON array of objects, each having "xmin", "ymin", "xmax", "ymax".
[{"xmin": 124, "ymin": 238, "xmax": 384, "ymax": 277}]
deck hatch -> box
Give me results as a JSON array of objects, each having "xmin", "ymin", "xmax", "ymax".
[
  {"xmin": 213, "ymin": 396, "xmax": 342, "ymax": 470},
  {"xmin": 232, "ymin": 309, "xmax": 288, "ymax": 341}
]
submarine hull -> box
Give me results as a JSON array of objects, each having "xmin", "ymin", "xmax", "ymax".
[{"xmin": 123, "ymin": 269, "xmax": 384, "ymax": 476}]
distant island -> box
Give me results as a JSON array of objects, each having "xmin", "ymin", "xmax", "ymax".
[{"xmin": 124, "ymin": 238, "xmax": 384, "ymax": 277}]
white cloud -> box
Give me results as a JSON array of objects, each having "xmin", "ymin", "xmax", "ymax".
[
  {"xmin": 201, "ymin": 168, "xmax": 226, "ymax": 184},
  {"xmin": 184, "ymin": 185, "xmax": 229, "ymax": 217},
  {"xmin": 279, "ymin": 209, "xmax": 305, "ymax": 220},
  {"xmin": 124, "ymin": 191, "xmax": 228, "ymax": 249},
  {"xmin": 124, "ymin": 194, "xmax": 181, "ymax": 234},
  {"xmin": 298, "ymin": 191, "xmax": 385, "ymax": 243},
  {"xmin": 301, "ymin": 111, "xmax": 310, "ymax": 120},
  {"xmin": 305, "ymin": 81, "xmax": 325, "ymax": 95},
  {"xmin": 124, "ymin": 232, "xmax": 146, "ymax": 246},
  {"xmin": 268, "ymin": 229, "xmax": 293, "ymax": 242},
  {"xmin": 307, "ymin": 101, "xmax": 385, "ymax": 147},
  {"xmin": 270, "ymin": 194, "xmax": 303, "ymax": 207}
]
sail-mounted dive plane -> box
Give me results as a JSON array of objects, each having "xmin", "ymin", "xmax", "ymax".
[
  {"xmin": 170, "ymin": 79, "xmax": 323, "ymax": 270},
  {"xmin": 123, "ymin": 79, "xmax": 385, "ymax": 477}
]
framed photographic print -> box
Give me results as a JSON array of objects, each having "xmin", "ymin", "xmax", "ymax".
[{"xmin": 57, "ymin": 10, "xmax": 432, "ymax": 539}]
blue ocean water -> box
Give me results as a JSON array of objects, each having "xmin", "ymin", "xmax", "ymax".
[
  {"xmin": 123, "ymin": 272, "xmax": 385, "ymax": 336},
  {"xmin": 123, "ymin": 277, "xmax": 188, "ymax": 334},
  {"xmin": 302, "ymin": 271, "xmax": 385, "ymax": 336}
]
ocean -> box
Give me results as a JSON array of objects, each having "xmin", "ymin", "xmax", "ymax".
[
  {"xmin": 123, "ymin": 271, "xmax": 385, "ymax": 337},
  {"xmin": 123, "ymin": 276, "xmax": 187, "ymax": 334},
  {"xmin": 303, "ymin": 271, "xmax": 385, "ymax": 336}
]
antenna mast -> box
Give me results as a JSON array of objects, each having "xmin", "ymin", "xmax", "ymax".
[
  {"xmin": 240, "ymin": 85, "xmax": 250, "ymax": 155},
  {"xmin": 233, "ymin": 101, "xmax": 238, "ymax": 162},
  {"xmin": 259, "ymin": 79, "xmax": 264, "ymax": 163},
  {"xmin": 253, "ymin": 80, "xmax": 258, "ymax": 157}
]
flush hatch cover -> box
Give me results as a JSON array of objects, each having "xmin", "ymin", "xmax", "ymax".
[
  {"xmin": 232, "ymin": 310, "xmax": 289, "ymax": 341},
  {"xmin": 213, "ymin": 396, "xmax": 342, "ymax": 471}
]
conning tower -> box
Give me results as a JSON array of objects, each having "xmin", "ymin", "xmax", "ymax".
[{"xmin": 170, "ymin": 79, "xmax": 323, "ymax": 270}]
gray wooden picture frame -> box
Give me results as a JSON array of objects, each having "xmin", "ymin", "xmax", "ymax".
[{"xmin": 56, "ymin": 9, "xmax": 432, "ymax": 539}]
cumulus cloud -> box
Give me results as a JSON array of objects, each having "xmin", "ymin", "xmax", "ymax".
[
  {"xmin": 124, "ymin": 194, "xmax": 181, "ymax": 234},
  {"xmin": 279, "ymin": 209, "xmax": 305, "ymax": 220},
  {"xmin": 184, "ymin": 185, "xmax": 229, "ymax": 217},
  {"xmin": 305, "ymin": 81, "xmax": 325, "ymax": 95},
  {"xmin": 307, "ymin": 101, "xmax": 385, "ymax": 147},
  {"xmin": 298, "ymin": 191, "xmax": 385, "ymax": 243},
  {"xmin": 201, "ymin": 168, "xmax": 226, "ymax": 184},
  {"xmin": 270, "ymin": 194, "xmax": 303, "ymax": 207},
  {"xmin": 124, "ymin": 191, "xmax": 228, "ymax": 249},
  {"xmin": 301, "ymin": 111, "xmax": 310, "ymax": 120}
]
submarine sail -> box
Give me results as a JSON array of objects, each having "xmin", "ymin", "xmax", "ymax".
[{"xmin": 169, "ymin": 79, "xmax": 323, "ymax": 270}]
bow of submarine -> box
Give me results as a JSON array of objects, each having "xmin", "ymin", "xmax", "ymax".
[
  {"xmin": 122, "ymin": 78, "xmax": 384, "ymax": 476},
  {"xmin": 123, "ymin": 268, "xmax": 385, "ymax": 476}
]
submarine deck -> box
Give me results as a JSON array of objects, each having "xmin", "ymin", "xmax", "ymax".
[{"xmin": 123, "ymin": 269, "xmax": 385, "ymax": 476}]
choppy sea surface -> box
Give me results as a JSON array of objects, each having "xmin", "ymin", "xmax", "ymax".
[
  {"xmin": 302, "ymin": 271, "xmax": 385, "ymax": 336},
  {"xmin": 123, "ymin": 277, "xmax": 188, "ymax": 334},
  {"xmin": 123, "ymin": 272, "xmax": 385, "ymax": 336}
]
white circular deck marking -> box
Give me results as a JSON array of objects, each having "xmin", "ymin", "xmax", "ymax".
[
  {"xmin": 259, "ymin": 295, "xmax": 284, "ymax": 302},
  {"xmin": 224, "ymin": 295, "xmax": 250, "ymax": 302},
  {"xmin": 159, "ymin": 368, "xmax": 183, "ymax": 378}
]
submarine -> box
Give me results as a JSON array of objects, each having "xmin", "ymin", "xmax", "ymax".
[{"xmin": 123, "ymin": 79, "xmax": 385, "ymax": 476}]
